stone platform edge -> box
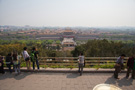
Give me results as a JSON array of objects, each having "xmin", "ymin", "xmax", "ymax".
[{"xmin": 4, "ymin": 68, "xmax": 127, "ymax": 73}]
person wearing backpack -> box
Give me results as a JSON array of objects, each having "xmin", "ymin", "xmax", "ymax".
[
  {"xmin": 78, "ymin": 53, "xmax": 84, "ymax": 76},
  {"xmin": 31, "ymin": 47, "xmax": 39, "ymax": 71}
]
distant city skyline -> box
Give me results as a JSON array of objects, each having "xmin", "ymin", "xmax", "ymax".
[{"xmin": 0, "ymin": 0, "xmax": 135, "ymax": 27}]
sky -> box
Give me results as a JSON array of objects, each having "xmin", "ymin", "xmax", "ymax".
[{"xmin": 0, "ymin": 0, "xmax": 135, "ymax": 27}]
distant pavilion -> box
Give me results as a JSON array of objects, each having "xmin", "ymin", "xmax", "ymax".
[{"xmin": 61, "ymin": 29, "xmax": 76, "ymax": 51}]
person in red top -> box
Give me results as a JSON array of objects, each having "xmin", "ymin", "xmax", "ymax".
[{"xmin": 126, "ymin": 54, "xmax": 135, "ymax": 79}]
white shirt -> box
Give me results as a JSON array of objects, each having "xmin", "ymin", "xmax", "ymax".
[
  {"xmin": 79, "ymin": 55, "xmax": 84, "ymax": 64},
  {"xmin": 22, "ymin": 50, "xmax": 29, "ymax": 59}
]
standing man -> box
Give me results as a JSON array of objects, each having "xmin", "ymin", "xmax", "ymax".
[
  {"xmin": 126, "ymin": 54, "xmax": 135, "ymax": 79},
  {"xmin": 31, "ymin": 47, "xmax": 40, "ymax": 71},
  {"xmin": 114, "ymin": 54, "xmax": 126, "ymax": 79},
  {"xmin": 78, "ymin": 53, "xmax": 84, "ymax": 76}
]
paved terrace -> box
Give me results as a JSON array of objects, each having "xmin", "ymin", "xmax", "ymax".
[{"xmin": 0, "ymin": 68, "xmax": 135, "ymax": 90}]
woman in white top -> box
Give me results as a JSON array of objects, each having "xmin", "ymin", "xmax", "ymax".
[{"xmin": 22, "ymin": 47, "xmax": 31, "ymax": 70}]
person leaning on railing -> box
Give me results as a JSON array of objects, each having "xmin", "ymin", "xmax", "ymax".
[
  {"xmin": 22, "ymin": 47, "xmax": 31, "ymax": 70},
  {"xmin": 114, "ymin": 54, "xmax": 126, "ymax": 79}
]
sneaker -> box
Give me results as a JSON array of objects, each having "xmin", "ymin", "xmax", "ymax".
[
  {"xmin": 115, "ymin": 77, "xmax": 120, "ymax": 79},
  {"xmin": 18, "ymin": 71, "xmax": 21, "ymax": 74},
  {"xmin": 0, "ymin": 72, "xmax": 5, "ymax": 74},
  {"xmin": 126, "ymin": 76, "xmax": 129, "ymax": 79},
  {"xmin": 15, "ymin": 72, "xmax": 18, "ymax": 76},
  {"xmin": 132, "ymin": 77, "xmax": 135, "ymax": 79},
  {"xmin": 3, "ymin": 72, "xmax": 6, "ymax": 74}
]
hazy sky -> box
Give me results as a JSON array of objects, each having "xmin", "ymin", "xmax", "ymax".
[{"xmin": 0, "ymin": 0, "xmax": 135, "ymax": 27}]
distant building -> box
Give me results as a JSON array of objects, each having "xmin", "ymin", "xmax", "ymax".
[
  {"xmin": 62, "ymin": 38, "xmax": 76, "ymax": 51},
  {"xmin": 62, "ymin": 29, "xmax": 75, "ymax": 38},
  {"xmin": 61, "ymin": 29, "xmax": 76, "ymax": 51}
]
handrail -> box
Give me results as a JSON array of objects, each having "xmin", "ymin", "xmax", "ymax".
[{"xmin": 37, "ymin": 57, "xmax": 129, "ymax": 69}]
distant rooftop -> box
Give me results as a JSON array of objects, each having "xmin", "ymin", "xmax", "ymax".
[
  {"xmin": 62, "ymin": 38, "xmax": 76, "ymax": 45},
  {"xmin": 63, "ymin": 30, "xmax": 74, "ymax": 33}
]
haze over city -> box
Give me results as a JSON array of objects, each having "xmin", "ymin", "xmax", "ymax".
[{"xmin": 0, "ymin": 0, "xmax": 135, "ymax": 27}]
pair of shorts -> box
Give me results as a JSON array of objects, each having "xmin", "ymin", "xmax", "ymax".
[{"xmin": 25, "ymin": 57, "xmax": 30, "ymax": 61}]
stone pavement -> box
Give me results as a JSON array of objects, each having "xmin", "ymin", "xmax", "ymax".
[{"xmin": 0, "ymin": 72, "xmax": 135, "ymax": 90}]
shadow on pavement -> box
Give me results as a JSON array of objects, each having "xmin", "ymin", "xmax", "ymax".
[
  {"xmin": 0, "ymin": 72, "xmax": 32, "ymax": 80},
  {"xmin": 66, "ymin": 73, "xmax": 80, "ymax": 78},
  {"xmin": 105, "ymin": 75, "xmax": 117, "ymax": 84},
  {"xmin": 105, "ymin": 75, "xmax": 133, "ymax": 87},
  {"xmin": 117, "ymin": 77, "xmax": 133, "ymax": 87}
]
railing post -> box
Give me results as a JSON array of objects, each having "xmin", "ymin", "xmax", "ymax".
[
  {"xmin": 71, "ymin": 58, "xmax": 73, "ymax": 69},
  {"xmin": 44, "ymin": 57, "xmax": 47, "ymax": 69},
  {"xmin": 97, "ymin": 58, "xmax": 100, "ymax": 70}
]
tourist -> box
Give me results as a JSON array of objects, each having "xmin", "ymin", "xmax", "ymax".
[
  {"xmin": 114, "ymin": 54, "xmax": 126, "ymax": 79},
  {"xmin": 13, "ymin": 51, "xmax": 21, "ymax": 75},
  {"xmin": 22, "ymin": 47, "xmax": 31, "ymax": 70},
  {"xmin": 6, "ymin": 53, "xmax": 13, "ymax": 73},
  {"xmin": 0, "ymin": 55, "xmax": 5, "ymax": 74},
  {"xmin": 31, "ymin": 47, "xmax": 39, "ymax": 71},
  {"xmin": 126, "ymin": 54, "xmax": 135, "ymax": 79},
  {"xmin": 78, "ymin": 53, "xmax": 84, "ymax": 76}
]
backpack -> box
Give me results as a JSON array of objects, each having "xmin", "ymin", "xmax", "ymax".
[{"xmin": 30, "ymin": 51, "xmax": 36, "ymax": 62}]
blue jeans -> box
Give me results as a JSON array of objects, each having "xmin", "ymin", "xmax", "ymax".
[{"xmin": 33, "ymin": 59, "xmax": 39, "ymax": 70}]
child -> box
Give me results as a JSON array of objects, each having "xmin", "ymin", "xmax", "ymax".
[{"xmin": 13, "ymin": 51, "xmax": 21, "ymax": 75}]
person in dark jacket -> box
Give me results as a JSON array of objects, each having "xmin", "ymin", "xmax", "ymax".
[
  {"xmin": 6, "ymin": 53, "xmax": 13, "ymax": 73},
  {"xmin": 126, "ymin": 54, "xmax": 135, "ymax": 79},
  {"xmin": 0, "ymin": 55, "xmax": 5, "ymax": 74}
]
